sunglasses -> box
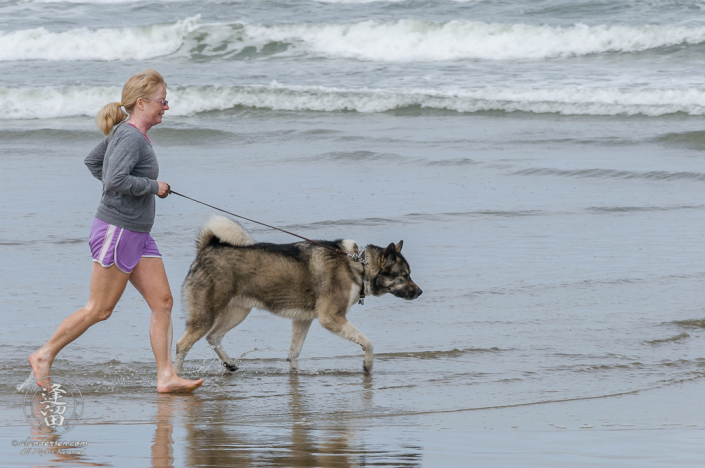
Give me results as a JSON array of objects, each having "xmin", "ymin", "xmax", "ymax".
[{"xmin": 143, "ymin": 98, "xmax": 169, "ymax": 107}]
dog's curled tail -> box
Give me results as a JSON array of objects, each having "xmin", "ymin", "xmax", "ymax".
[{"xmin": 197, "ymin": 215, "xmax": 255, "ymax": 252}]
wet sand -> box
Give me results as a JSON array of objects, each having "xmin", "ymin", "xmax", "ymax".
[{"xmin": 3, "ymin": 373, "xmax": 705, "ymax": 467}]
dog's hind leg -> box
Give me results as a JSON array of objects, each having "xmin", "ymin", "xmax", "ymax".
[
  {"xmin": 319, "ymin": 314, "xmax": 374, "ymax": 373},
  {"xmin": 288, "ymin": 319, "xmax": 313, "ymax": 372},
  {"xmin": 175, "ymin": 318, "xmax": 212, "ymax": 374},
  {"xmin": 206, "ymin": 300, "xmax": 251, "ymax": 372}
]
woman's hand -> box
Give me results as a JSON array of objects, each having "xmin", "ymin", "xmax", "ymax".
[{"xmin": 157, "ymin": 181, "xmax": 171, "ymax": 198}]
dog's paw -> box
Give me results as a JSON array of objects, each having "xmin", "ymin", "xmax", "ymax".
[
  {"xmin": 363, "ymin": 364, "xmax": 372, "ymax": 373},
  {"xmin": 288, "ymin": 357, "xmax": 301, "ymax": 372},
  {"xmin": 223, "ymin": 362, "xmax": 238, "ymax": 372}
]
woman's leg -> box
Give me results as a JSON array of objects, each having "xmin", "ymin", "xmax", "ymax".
[
  {"xmin": 29, "ymin": 262, "xmax": 130, "ymax": 385},
  {"xmin": 129, "ymin": 257, "xmax": 203, "ymax": 393}
]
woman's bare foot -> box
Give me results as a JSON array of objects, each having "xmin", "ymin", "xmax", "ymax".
[
  {"xmin": 157, "ymin": 375, "xmax": 204, "ymax": 393},
  {"xmin": 29, "ymin": 350, "xmax": 53, "ymax": 386}
]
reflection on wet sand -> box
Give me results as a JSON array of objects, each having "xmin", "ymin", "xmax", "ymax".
[
  {"xmin": 172, "ymin": 374, "xmax": 421, "ymax": 467},
  {"xmin": 152, "ymin": 396, "xmax": 175, "ymax": 468},
  {"xmin": 288, "ymin": 373, "xmax": 318, "ymax": 467},
  {"xmin": 25, "ymin": 427, "xmax": 102, "ymax": 467},
  {"xmin": 24, "ymin": 395, "xmax": 102, "ymax": 467}
]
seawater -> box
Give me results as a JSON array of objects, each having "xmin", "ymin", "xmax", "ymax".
[{"xmin": 2, "ymin": 0, "xmax": 705, "ymax": 466}]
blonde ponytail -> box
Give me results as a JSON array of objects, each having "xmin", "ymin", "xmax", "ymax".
[
  {"xmin": 95, "ymin": 68, "xmax": 166, "ymax": 135},
  {"xmin": 96, "ymin": 102, "xmax": 127, "ymax": 136}
]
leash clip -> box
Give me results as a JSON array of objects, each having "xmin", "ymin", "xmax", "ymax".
[{"xmin": 348, "ymin": 249, "xmax": 368, "ymax": 265}]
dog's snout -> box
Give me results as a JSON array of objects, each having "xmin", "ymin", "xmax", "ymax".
[{"xmin": 404, "ymin": 286, "xmax": 422, "ymax": 300}]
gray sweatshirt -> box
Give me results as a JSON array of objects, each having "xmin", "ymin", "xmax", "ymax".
[{"xmin": 84, "ymin": 122, "xmax": 160, "ymax": 233}]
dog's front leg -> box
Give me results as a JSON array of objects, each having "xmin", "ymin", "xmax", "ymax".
[
  {"xmin": 319, "ymin": 314, "xmax": 374, "ymax": 373},
  {"xmin": 288, "ymin": 319, "xmax": 313, "ymax": 372}
]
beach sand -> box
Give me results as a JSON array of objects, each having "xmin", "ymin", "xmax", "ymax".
[{"xmin": 3, "ymin": 372, "xmax": 704, "ymax": 467}]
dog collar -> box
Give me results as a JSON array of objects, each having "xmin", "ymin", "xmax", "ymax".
[{"xmin": 358, "ymin": 250, "xmax": 367, "ymax": 305}]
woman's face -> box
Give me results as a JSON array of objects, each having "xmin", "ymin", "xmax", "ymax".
[{"xmin": 138, "ymin": 85, "xmax": 169, "ymax": 128}]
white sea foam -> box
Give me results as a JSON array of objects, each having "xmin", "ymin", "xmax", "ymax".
[
  {"xmin": 22, "ymin": 0, "xmax": 483, "ymax": 3},
  {"xmin": 23, "ymin": 0, "xmax": 407, "ymax": 2},
  {"xmin": 3, "ymin": 83, "xmax": 705, "ymax": 119},
  {"xmin": 310, "ymin": 0, "xmax": 409, "ymax": 3},
  {"xmin": 3, "ymin": 17, "xmax": 705, "ymax": 62},
  {"xmin": 0, "ymin": 85, "xmax": 122, "ymax": 119},
  {"xmin": 0, "ymin": 16, "xmax": 200, "ymax": 61},
  {"xmin": 24, "ymin": 0, "xmax": 189, "ymax": 3},
  {"xmin": 16, "ymin": 372, "xmax": 37, "ymax": 392},
  {"xmin": 250, "ymin": 19, "xmax": 705, "ymax": 61}
]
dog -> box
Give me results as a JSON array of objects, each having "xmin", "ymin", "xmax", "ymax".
[{"xmin": 174, "ymin": 215, "xmax": 422, "ymax": 374}]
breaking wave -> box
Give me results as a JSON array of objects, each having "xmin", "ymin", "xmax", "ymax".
[
  {"xmin": 4, "ymin": 15, "xmax": 705, "ymax": 62},
  {"xmin": 311, "ymin": 0, "xmax": 411, "ymax": 3},
  {"xmin": 0, "ymin": 17, "xmax": 200, "ymax": 62},
  {"xmin": 3, "ymin": 83, "xmax": 705, "ymax": 119},
  {"xmin": 24, "ymin": 0, "xmax": 411, "ymax": 3}
]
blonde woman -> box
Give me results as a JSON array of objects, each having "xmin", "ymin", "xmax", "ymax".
[{"xmin": 30, "ymin": 69, "xmax": 203, "ymax": 393}]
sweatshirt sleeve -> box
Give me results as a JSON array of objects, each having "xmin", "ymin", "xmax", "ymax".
[
  {"xmin": 84, "ymin": 137, "xmax": 109, "ymax": 181},
  {"xmin": 102, "ymin": 133, "xmax": 160, "ymax": 196}
]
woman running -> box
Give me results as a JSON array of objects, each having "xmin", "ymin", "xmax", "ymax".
[{"xmin": 30, "ymin": 69, "xmax": 203, "ymax": 393}]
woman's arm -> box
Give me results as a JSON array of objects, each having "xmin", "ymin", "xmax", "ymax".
[
  {"xmin": 102, "ymin": 133, "xmax": 160, "ymax": 196},
  {"xmin": 84, "ymin": 137, "xmax": 109, "ymax": 181}
]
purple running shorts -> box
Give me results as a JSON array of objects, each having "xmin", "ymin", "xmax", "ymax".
[{"xmin": 89, "ymin": 217, "xmax": 161, "ymax": 273}]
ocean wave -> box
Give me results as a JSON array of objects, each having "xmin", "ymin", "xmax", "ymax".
[
  {"xmin": 275, "ymin": 209, "xmax": 542, "ymax": 234},
  {"xmin": 0, "ymin": 16, "xmax": 200, "ymax": 62},
  {"xmin": 376, "ymin": 347, "xmax": 503, "ymax": 361},
  {"xmin": 23, "ymin": 0, "xmax": 152, "ymax": 3},
  {"xmin": 656, "ymin": 130, "xmax": 705, "ymax": 151},
  {"xmin": 646, "ymin": 332, "xmax": 690, "ymax": 345},
  {"xmin": 4, "ymin": 16, "xmax": 705, "ymax": 62},
  {"xmin": 22, "ymin": 0, "xmax": 405, "ymax": 3},
  {"xmin": 588, "ymin": 205, "xmax": 705, "ymax": 213},
  {"xmin": 670, "ymin": 319, "xmax": 705, "ymax": 329},
  {"xmin": 250, "ymin": 19, "xmax": 705, "ymax": 61},
  {"xmin": 3, "ymin": 83, "xmax": 705, "ymax": 119},
  {"xmin": 0, "ymin": 128, "xmax": 98, "ymax": 141},
  {"xmin": 513, "ymin": 167, "xmax": 705, "ymax": 181},
  {"xmin": 11, "ymin": 0, "xmax": 518, "ymax": 4},
  {"xmin": 0, "ymin": 85, "xmax": 122, "ymax": 119},
  {"xmin": 308, "ymin": 150, "xmax": 409, "ymax": 162},
  {"xmin": 311, "ymin": 0, "xmax": 410, "ymax": 3},
  {"xmin": 20, "ymin": 0, "xmax": 192, "ymax": 3}
]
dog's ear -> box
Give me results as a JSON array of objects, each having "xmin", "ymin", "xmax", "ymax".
[
  {"xmin": 381, "ymin": 242, "xmax": 397, "ymax": 268},
  {"xmin": 395, "ymin": 240, "xmax": 403, "ymax": 253}
]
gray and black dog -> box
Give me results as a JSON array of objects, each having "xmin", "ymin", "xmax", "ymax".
[{"xmin": 174, "ymin": 215, "xmax": 422, "ymax": 374}]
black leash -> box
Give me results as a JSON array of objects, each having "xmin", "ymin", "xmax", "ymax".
[{"xmin": 169, "ymin": 189, "xmax": 365, "ymax": 262}]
